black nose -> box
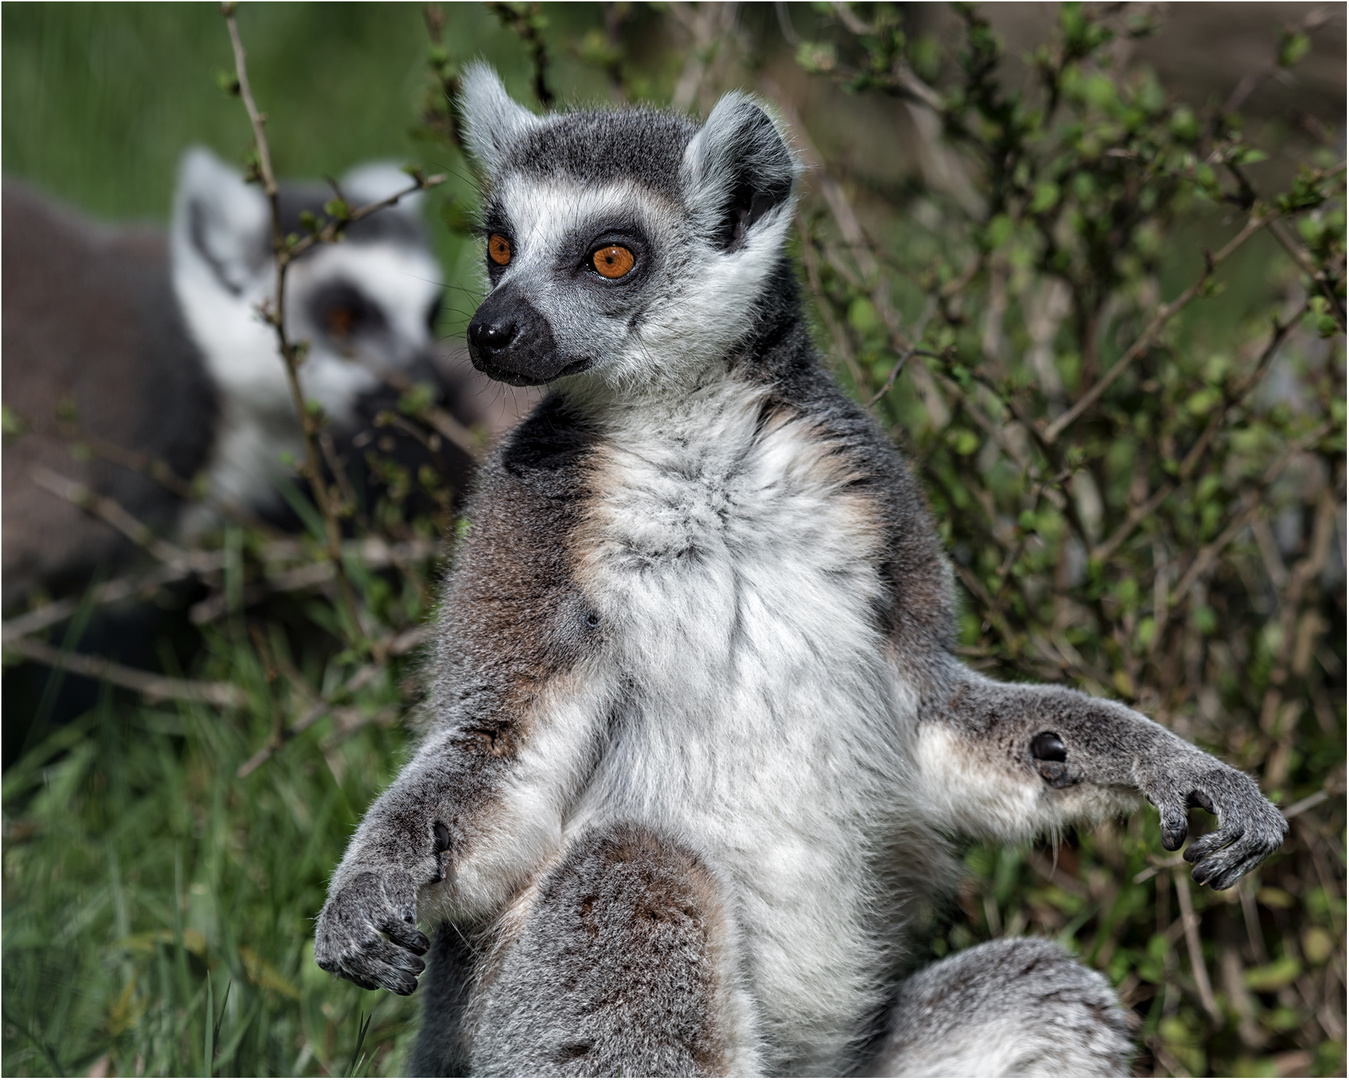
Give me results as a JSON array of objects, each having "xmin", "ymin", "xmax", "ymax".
[{"xmin": 467, "ymin": 316, "xmax": 517, "ymax": 359}]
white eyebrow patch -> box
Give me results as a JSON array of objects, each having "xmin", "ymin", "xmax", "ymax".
[{"xmin": 494, "ymin": 174, "xmax": 680, "ymax": 270}]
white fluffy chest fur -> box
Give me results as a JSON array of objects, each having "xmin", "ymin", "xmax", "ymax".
[{"xmin": 565, "ymin": 373, "xmax": 947, "ymax": 1070}]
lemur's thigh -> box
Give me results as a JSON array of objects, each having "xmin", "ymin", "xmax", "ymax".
[
  {"xmin": 465, "ymin": 822, "xmax": 753, "ymax": 1077},
  {"xmin": 873, "ymin": 938, "xmax": 1132, "ymax": 1078}
]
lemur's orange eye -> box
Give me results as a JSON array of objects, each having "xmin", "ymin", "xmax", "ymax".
[
  {"xmin": 488, "ymin": 234, "xmax": 512, "ymax": 266},
  {"xmin": 592, "ymin": 246, "xmax": 635, "ymax": 279}
]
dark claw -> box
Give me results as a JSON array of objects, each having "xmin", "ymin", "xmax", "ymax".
[
  {"xmin": 1159, "ymin": 809, "xmax": 1188, "ymax": 851},
  {"xmin": 1206, "ymin": 849, "xmax": 1269, "ymax": 892},
  {"xmin": 434, "ymin": 823, "xmax": 451, "ymax": 852},
  {"xmin": 1185, "ymin": 818, "xmax": 1246, "ymax": 863}
]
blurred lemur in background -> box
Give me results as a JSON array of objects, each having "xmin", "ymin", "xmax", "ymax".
[
  {"xmin": 315, "ymin": 68, "xmax": 1288, "ymax": 1076},
  {"xmin": 3, "ymin": 148, "xmax": 485, "ymax": 609}
]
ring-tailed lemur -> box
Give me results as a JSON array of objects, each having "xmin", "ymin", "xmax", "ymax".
[
  {"xmin": 314, "ymin": 68, "xmax": 1288, "ymax": 1077},
  {"xmin": 2, "ymin": 149, "xmax": 486, "ymax": 608}
]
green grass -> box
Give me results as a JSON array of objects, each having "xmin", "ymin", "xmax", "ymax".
[{"xmin": 2, "ymin": 628, "xmax": 422, "ymax": 1076}]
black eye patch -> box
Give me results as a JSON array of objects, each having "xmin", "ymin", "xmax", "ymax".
[
  {"xmin": 310, "ymin": 281, "xmax": 386, "ymax": 343},
  {"xmin": 557, "ymin": 220, "xmax": 653, "ymax": 288}
]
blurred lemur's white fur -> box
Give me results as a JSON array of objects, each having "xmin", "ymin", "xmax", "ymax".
[
  {"xmin": 170, "ymin": 149, "xmax": 442, "ymax": 524},
  {"xmin": 314, "ymin": 66, "xmax": 1286, "ymax": 1077}
]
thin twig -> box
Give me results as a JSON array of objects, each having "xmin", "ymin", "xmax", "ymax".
[
  {"xmin": 1174, "ymin": 868, "xmax": 1220, "ymax": 1021},
  {"xmin": 487, "ymin": 2, "xmax": 553, "ymax": 107},
  {"xmin": 867, "ymin": 300, "xmax": 938, "ymax": 407},
  {"xmin": 287, "ymin": 175, "xmax": 445, "ymax": 263},
  {"xmin": 378, "ymin": 369, "xmax": 485, "ymax": 459},
  {"xmin": 1, "ymin": 562, "xmax": 214, "ymax": 644},
  {"xmin": 235, "ymin": 624, "xmax": 431, "ymax": 779},
  {"xmin": 223, "ymin": 4, "xmax": 393, "ymax": 640},
  {"xmin": 1091, "ymin": 315, "xmax": 1302, "ymax": 564},
  {"xmin": 4, "ymin": 635, "xmax": 244, "ymax": 709},
  {"xmin": 30, "ymin": 467, "xmax": 208, "ymax": 575}
]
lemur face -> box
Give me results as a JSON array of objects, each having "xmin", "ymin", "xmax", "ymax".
[
  {"xmin": 459, "ymin": 67, "xmax": 801, "ymax": 390},
  {"xmin": 171, "ymin": 150, "xmax": 443, "ymax": 427}
]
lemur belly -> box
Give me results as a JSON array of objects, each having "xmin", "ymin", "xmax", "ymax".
[{"xmin": 568, "ymin": 377, "xmax": 927, "ymax": 1069}]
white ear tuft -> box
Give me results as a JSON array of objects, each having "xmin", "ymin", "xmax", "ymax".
[
  {"xmin": 457, "ymin": 62, "xmax": 544, "ymax": 176},
  {"xmin": 341, "ymin": 161, "xmax": 424, "ymax": 216},
  {"xmin": 681, "ymin": 92, "xmax": 802, "ymax": 251},
  {"xmin": 172, "ymin": 146, "xmax": 270, "ymax": 294}
]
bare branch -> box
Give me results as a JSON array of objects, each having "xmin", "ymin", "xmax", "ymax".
[{"xmin": 4, "ymin": 635, "xmax": 244, "ymax": 709}]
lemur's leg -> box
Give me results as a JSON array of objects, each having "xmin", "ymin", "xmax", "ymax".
[
  {"xmin": 871, "ymin": 939, "xmax": 1133, "ymax": 1078},
  {"xmin": 462, "ymin": 823, "xmax": 763, "ymax": 1077},
  {"xmin": 914, "ymin": 660, "xmax": 1286, "ymax": 889}
]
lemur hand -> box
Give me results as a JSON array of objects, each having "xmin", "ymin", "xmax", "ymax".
[
  {"xmin": 315, "ymin": 867, "xmax": 429, "ymax": 995},
  {"xmin": 1135, "ymin": 745, "xmax": 1287, "ymax": 891}
]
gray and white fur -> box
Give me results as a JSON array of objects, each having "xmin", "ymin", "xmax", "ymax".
[
  {"xmin": 315, "ymin": 68, "xmax": 1287, "ymax": 1077},
  {"xmin": 3, "ymin": 149, "xmax": 476, "ymax": 607}
]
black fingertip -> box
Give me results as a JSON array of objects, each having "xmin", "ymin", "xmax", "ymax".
[
  {"xmin": 413, "ymin": 931, "xmax": 430, "ymax": 954},
  {"xmin": 1161, "ymin": 822, "xmax": 1187, "ymax": 851}
]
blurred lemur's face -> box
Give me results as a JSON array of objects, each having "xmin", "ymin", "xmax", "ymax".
[{"xmin": 460, "ymin": 67, "xmax": 800, "ymax": 392}]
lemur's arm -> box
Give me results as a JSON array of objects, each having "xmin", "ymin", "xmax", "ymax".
[
  {"xmin": 913, "ymin": 659, "xmax": 1286, "ymax": 890},
  {"xmin": 314, "ymin": 675, "xmax": 610, "ymax": 995},
  {"xmin": 315, "ymin": 404, "xmax": 612, "ymax": 995}
]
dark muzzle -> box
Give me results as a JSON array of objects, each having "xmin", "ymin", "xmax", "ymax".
[{"xmin": 467, "ymin": 285, "xmax": 588, "ymax": 386}]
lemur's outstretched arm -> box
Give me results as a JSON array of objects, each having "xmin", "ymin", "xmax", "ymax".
[{"xmin": 914, "ymin": 658, "xmax": 1286, "ymax": 890}]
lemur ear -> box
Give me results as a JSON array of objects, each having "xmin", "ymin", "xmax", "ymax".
[
  {"xmin": 458, "ymin": 63, "xmax": 545, "ymax": 178},
  {"xmin": 340, "ymin": 161, "xmax": 424, "ymax": 218},
  {"xmin": 172, "ymin": 146, "xmax": 270, "ymax": 295},
  {"xmin": 681, "ymin": 92, "xmax": 801, "ymax": 252}
]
